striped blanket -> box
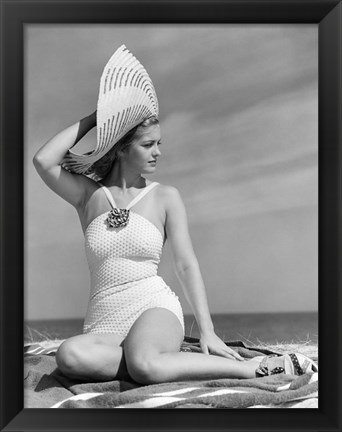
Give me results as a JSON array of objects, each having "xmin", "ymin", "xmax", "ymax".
[{"xmin": 24, "ymin": 337, "xmax": 318, "ymax": 409}]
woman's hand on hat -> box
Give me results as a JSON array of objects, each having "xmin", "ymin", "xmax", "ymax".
[
  {"xmin": 200, "ymin": 330, "xmax": 245, "ymax": 361},
  {"xmin": 62, "ymin": 152, "xmax": 74, "ymax": 162}
]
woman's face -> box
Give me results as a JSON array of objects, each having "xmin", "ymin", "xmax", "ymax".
[{"xmin": 123, "ymin": 124, "xmax": 162, "ymax": 174}]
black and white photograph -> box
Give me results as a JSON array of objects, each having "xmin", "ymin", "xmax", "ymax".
[{"xmin": 24, "ymin": 24, "xmax": 319, "ymax": 409}]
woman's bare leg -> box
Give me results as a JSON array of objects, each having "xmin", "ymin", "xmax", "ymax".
[
  {"xmin": 56, "ymin": 333, "xmax": 129, "ymax": 381},
  {"xmin": 124, "ymin": 308, "xmax": 260, "ymax": 385}
]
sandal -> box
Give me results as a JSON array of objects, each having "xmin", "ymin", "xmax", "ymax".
[{"xmin": 255, "ymin": 353, "xmax": 318, "ymax": 377}]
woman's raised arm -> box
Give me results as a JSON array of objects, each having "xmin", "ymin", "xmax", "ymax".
[
  {"xmin": 164, "ymin": 186, "xmax": 244, "ymax": 361},
  {"xmin": 33, "ymin": 112, "xmax": 96, "ymax": 208}
]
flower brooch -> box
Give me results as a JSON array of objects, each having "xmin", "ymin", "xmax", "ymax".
[{"xmin": 106, "ymin": 208, "xmax": 130, "ymax": 228}]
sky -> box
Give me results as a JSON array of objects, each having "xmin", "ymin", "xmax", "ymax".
[{"xmin": 24, "ymin": 24, "xmax": 318, "ymax": 320}]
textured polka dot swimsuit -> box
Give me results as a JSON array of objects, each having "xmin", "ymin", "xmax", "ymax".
[{"xmin": 83, "ymin": 182, "xmax": 185, "ymax": 337}]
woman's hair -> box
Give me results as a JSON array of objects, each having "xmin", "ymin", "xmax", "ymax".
[{"xmin": 86, "ymin": 116, "xmax": 159, "ymax": 180}]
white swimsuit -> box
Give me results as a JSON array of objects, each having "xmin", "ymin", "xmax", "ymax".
[{"xmin": 83, "ymin": 182, "xmax": 185, "ymax": 337}]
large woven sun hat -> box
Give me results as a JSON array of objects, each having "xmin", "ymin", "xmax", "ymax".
[{"xmin": 62, "ymin": 44, "xmax": 159, "ymax": 175}]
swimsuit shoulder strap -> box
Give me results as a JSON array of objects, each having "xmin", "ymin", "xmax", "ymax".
[
  {"xmin": 98, "ymin": 182, "xmax": 117, "ymax": 209},
  {"xmin": 126, "ymin": 182, "xmax": 159, "ymax": 210}
]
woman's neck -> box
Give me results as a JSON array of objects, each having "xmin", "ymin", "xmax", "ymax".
[{"xmin": 102, "ymin": 163, "xmax": 146, "ymax": 190}]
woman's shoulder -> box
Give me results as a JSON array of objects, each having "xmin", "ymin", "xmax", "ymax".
[
  {"xmin": 79, "ymin": 175, "xmax": 105, "ymax": 208},
  {"xmin": 154, "ymin": 183, "xmax": 183, "ymax": 205},
  {"xmin": 154, "ymin": 182, "xmax": 179, "ymax": 195}
]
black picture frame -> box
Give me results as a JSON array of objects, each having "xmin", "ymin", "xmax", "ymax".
[{"xmin": 0, "ymin": 0, "xmax": 340, "ymax": 431}]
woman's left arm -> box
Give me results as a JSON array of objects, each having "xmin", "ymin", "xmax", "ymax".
[{"xmin": 164, "ymin": 186, "xmax": 244, "ymax": 361}]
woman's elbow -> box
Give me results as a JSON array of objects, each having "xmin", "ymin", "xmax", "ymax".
[
  {"xmin": 32, "ymin": 155, "xmax": 47, "ymax": 175},
  {"xmin": 32, "ymin": 152, "xmax": 41, "ymax": 166},
  {"xmin": 33, "ymin": 149, "xmax": 45, "ymax": 165},
  {"xmin": 32, "ymin": 153, "xmax": 43, "ymax": 172},
  {"xmin": 175, "ymin": 258, "xmax": 199, "ymax": 277},
  {"xmin": 32, "ymin": 152, "xmax": 54, "ymax": 172}
]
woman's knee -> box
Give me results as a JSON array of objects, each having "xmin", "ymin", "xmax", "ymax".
[
  {"xmin": 56, "ymin": 339, "xmax": 86, "ymax": 378},
  {"xmin": 125, "ymin": 352, "xmax": 162, "ymax": 385}
]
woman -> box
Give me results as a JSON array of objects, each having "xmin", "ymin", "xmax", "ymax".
[{"xmin": 33, "ymin": 46, "xmax": 317, "ymax": 384}]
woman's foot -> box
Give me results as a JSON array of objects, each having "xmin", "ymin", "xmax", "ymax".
[{"xmin": 255, "ymin": 353, "xmax": 318, "ymax": 377}]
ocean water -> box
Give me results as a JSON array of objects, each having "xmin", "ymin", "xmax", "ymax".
[{"xmin": 25, "ymin": 311, "xmax": 318, "ymax": 345}]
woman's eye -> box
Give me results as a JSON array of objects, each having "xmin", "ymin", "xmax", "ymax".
[{"xmin": 142, "ymin": 141, "xmax": 161, "ymax": 148}]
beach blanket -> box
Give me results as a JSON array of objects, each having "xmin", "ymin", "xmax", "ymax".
[{"xmin": 24, "ymin": 337, "xmax": 318, "ymax": 409}]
